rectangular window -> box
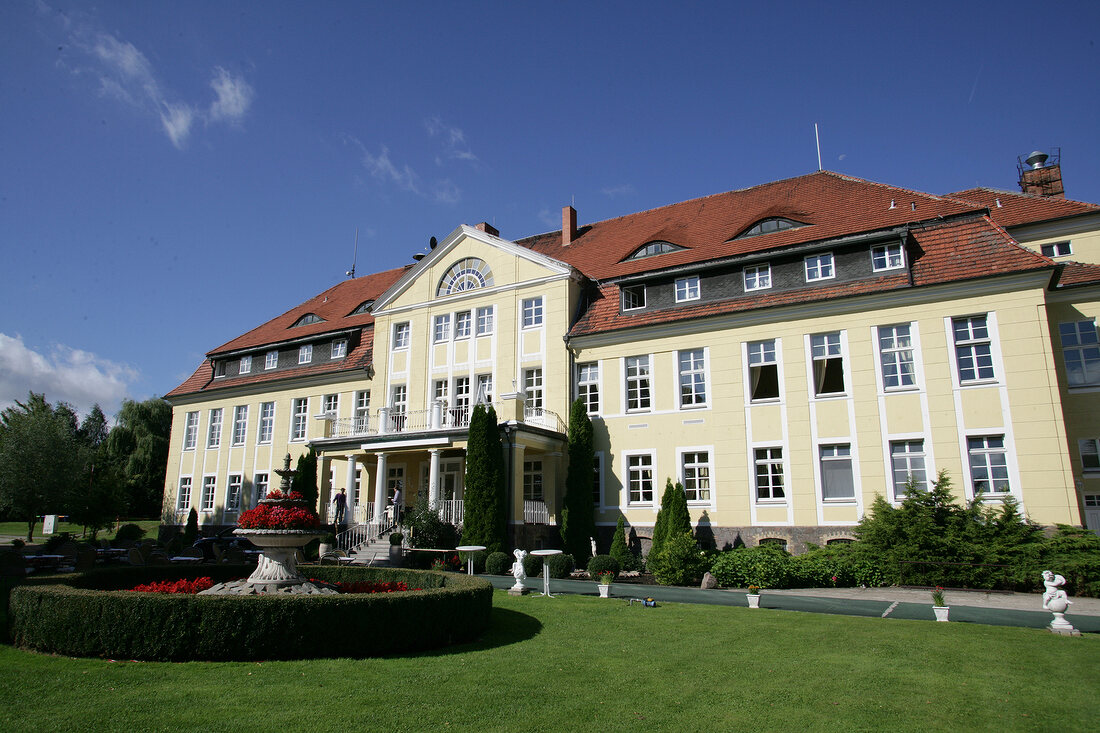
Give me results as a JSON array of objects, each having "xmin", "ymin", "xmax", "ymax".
[
  {"xmin": 805, "ymin": 253, "xmax": 835, "ymax": 281},
  {"xmin": 207, "ymin": 408, "xmax": 223, "ymax": 449},
  {"xmin": 744, "ymin": 264, "xmax": 771, "ymax": 292},
  {"xmin": 290, "ymin": 398, "xmax": 308, "ymax": 441},
  {"xmin": 968, "ymin": 436, "xmax": 1010, "ymax": 494},
  {"xmin": 890, "ymin": 440, "xmax": 927, "ymax": 497},
  {"xmin": 455, "ymin": 311, "xmax": 471, "ymax": 339},
  {"xmin": 201, "ymin": 476, "xmax": 216, "ymax": 511},
  {"xmin": 476, "ymin": 374, "xmax": 493, "ymax": 403},
  {"xmin": 232, "ymin": 405, "xmax": 248, "ymax": 446},
  {"xmin": 240, "ymin": 355, "xmax": 252, "ymax": 373},
  {"xmin": 254, "ymin": 472, "xmax": 269, "ymax": 502},
  {"xmin": 433, "ymin": 379, "xmax": 448, "ymax": 404},
  {"xmin": 184, "ymin": 411, "xmax": 199, "ymax": 450},
  {"xmin": 627, "ymin": 454, "xmax": 654, "ymax": 504},
  {"xmin": 1079, "ymin": 439, "xmax": 1100, "ymax": 471},
  {"xmin": 452, "ymin": 377, "xmax": 471, "ymax": 425},
  {"xmin": 1042, "ymin": 241, "xmax": 1072, "ymax": 257},
  {"xmin": 681, "ymin": 451, "xmax": 711, "ymax": 503},
  {"xmin": 754, "ymin": 447, "xmax": 785, "ymax": 501},
  {"xmin": 226, "ymin": 475, "xmax": 242, "ymax": 511},
  {"xmin": 522, "ymin": 297, "xmax": 544, "ymax": 328},
  {"xmin": 871, "ymin": 243, "xmax": 904, "ymax": 271},
  {"xmin": 258, "ymin": 402, "xmax": 274, "ymax": 444},
  {"xmin": 523, "ymin": 460, "xmax": 544, "ymax": 501},
  {"xmin": 625, "ymin": 355, "xmax": 652, "ymax": 411},
  {"xmin": 476, "ymin": 306, "xmax": 494, "ymax": 335},
  {"xmin": 1059, "ymin": 320, "xmax": 1100, "ymax": 386},
  {"xmin": 390, "ymin": 385, "xmax": 407, "ymax": 431},
  {"xmin": 524, "ymin": 368, "xmax": 544, "ymax": 410},
  {"xmin": 434, "ymin": 314, "xmax": 451, "ymax": 343},
  {"xmin": 621, "ymin": 285, "xmax": 646, "ymax": 311},
  {"xmin": 265, "ymin": 350, "xmax": 278, "ymax": 370},
  {"xmin": 331, "ymin": 339, "xmax": 347, "ymax": 359},
  {"xmin": 577, "ymin": 362, "xmax": 600, "ymax": 415},
  {"xmin": 354, "ymin": 390, "xmax": 370, "ymax": 432},
  {"xmin": 214, "ymin": 361, "xmax": 226, "ymax": 378},
  {"xmin": 810, "ymin": 332, "xmax": 845, "ymax": 396},
  {"xmin": 393, "ymin": 322, "xmax": 411, "ymax": 349},
  {"xmin": 953, "ymin": 315, "xmax": 995, "ymax": 382},
  {"xmin": 819, "ymin": 444, "xmax": 855, "ymax": 500},
  {"xmin": 177, "ymin": 477, "xmax": 192, "ymax": 510},
  {"xmin": 298, "ymin": 344, "xmax": 312, "ymax": 364},
  {"xmin": 747, "ymin": 340, "xmax": 780, "ymax": 401},
  {"xmin": 678, "ymin": 349, "xmax": 707, "ymax": 407},
  {"xmin": 675, "ymin": 276, "xmax": 700, "ymax": 302},
  {"xmin": 878, "ymin": 324, "xmax": 916, "ymax": 389}
]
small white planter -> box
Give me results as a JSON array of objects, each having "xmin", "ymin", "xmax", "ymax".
[
  {"xmin": 933, "ymin": 606, "xmax": 950, "ymax": 622},
  {"xmin": 597, "ymin": 583, "xmax": 612, "ymax": 598},
  {"xmin": 747, "ymin": 593, "xmax": 761, "ymax": 609}
]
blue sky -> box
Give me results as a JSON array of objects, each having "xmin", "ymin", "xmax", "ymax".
[{"xmin": 2, "ymin": 0, "xmax": 1099, "ymax": 418}]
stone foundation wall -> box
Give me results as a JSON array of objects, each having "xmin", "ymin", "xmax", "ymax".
[{"xmin": 594, "ymin": 524, "xmax": 859, "ymax": 557}]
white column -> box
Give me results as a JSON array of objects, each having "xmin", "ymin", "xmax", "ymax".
[
  {"xmin": 378, "ymin": 407, "xmax": 391, "ymax": 435},
  {"xmin": 373, "ymin": 452, "xmax": 388, "ymax": 527},
  {"xmin": 428, "ymin": 449, "xmax": 442, "ymax": 509},
  {"xmin": 343, "ymin": 454, "xmax": 357, "ymax": 525},
  {"xmin": 430, "ymin": 399, "xmax": 443, "ymax": 430}
]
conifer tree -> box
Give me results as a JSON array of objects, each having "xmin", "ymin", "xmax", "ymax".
[
  {"xmin": 560, "ymin": 398, "xmax": 595, "ymax": 564},
  {"xmin": 609, "ymin": 515, "xmax": 631, "ymax": 570},
  {"xmin": 291, "ymin": 447, "xmax": 319, "ymax": 508},
  {"xmin": 462, "ymin": 404, "xmax": 506, "ymax": 552},
  {"xmin": 649, "ymin": 478, "xmax": 692, "ymax": 566}
]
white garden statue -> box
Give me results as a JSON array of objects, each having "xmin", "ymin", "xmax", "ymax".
[
  {"xmin": 1041, "ymin": 570, "xmax": 1079, "ymax": 635},
  {"xmin": 510, "ymin": 549, "xmax": 528, "ymax": 593}
]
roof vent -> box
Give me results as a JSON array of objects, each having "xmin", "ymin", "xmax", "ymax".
[{"xmin": 1025, "ymin": 150, "xmax": 1048, "ymax": 169}]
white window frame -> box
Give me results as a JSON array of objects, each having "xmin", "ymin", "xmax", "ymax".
[
  {"xmin": 207, "ymin": 408, "xmax": 223, "ymax": 449},
  {"xmin": 625, "ymin": 355, "xmax": 652, "ymax": 412},
  {"xmin": 754, "ymin": 446, "xmax": 786, "ymax": 503},
  {"xmin": 819, "ymin": 444, "xmax": 855, "ymax": 502},
  {"xmin": 621, "ymin": 284, "xmax": 646, "ymax": 311},
  {"xmin": 183, "ymin": 411, "xmax": 199, "ymax": 451},
  {"xmin": 804, "ymin": 252, "xmax": 835, "ymax": 282},
  {"xmin": 889, "ymin": 439, "xmax": 928, "ymax": 500},
  {"xmin": 433, "ymin": 314, "xmax": 451, "ymax": 343},
  {"xmin": 809, "ymin": 331, "xmax": 846, "ymax": 397},
  {"xmin": 624, "ymin": 451, "xmax": 656, "ymax": 506},
  {"xmin": 1041, "ymin": 241, "xmax": 1072, "ymax": 257},
  {"xmin": 455, "ymin": 311, "xmax": 472, "ymax": 339},
  {"xmin": 524, "ymin": 368, "xmax": 544, "ymax": 410},
  {"xmin": 354, "ymin": 390, "xmax": 370, "ymax": 431},
  {"xmin": 871, "ymin": 243, "xmax": 905, "ymax": 272},
  {"xmin": 298, "ymin": 344, "xmax": 312, "ymax": 364},
  {"xmin": 476, "ymin": 374, "xmax": 493, "ymax": 403},
  {"xmin": 254, "ymin": 472, "xmax": 269, "ymax": 502},
  {"xmin": 393, "ymin": 322, "xmax": 411, "ymax": 350},
  {"xmin": 1059, "ymin": 320, "xmax": 1100, "ymax": 387},
  {"xmin": 576, "ymin": 361, "xmax": 600, "ymax": 415},
  {"xmin": 744, "ymin": 264, "xmax": 772, "ymax": 292},
  {"xmin": 678, "ymin": 447, "xmax": 714, "ymax": 505},
  {"xmin": 966, "ymin": 435, "xmax": 1011, "ymax": 496},
  {"xmin": 322, "ymin": 393, "xmax": 338, "ymax": 415},
  {"xmin": 290, "ymin": 398, "xmax": 308, "ymax": 441},
  {"xmin": 240, "ymin": 355, "xmax": 252, "ymax": 373},
  {"xmin": 1079, "ymin": 438, "xmax": 1100, "ymax": 472},
  {"xmin": 201, "ymin": 476, "xmax": 216, "ymax": 512},
  {"xmin": 476, "ymin": 306, "xmax": 494, "ymax": 336},
  {"xmin": 877, "ymin": 323, "xmax": 917, "ymax": 391},
  {"xmin": 523, "ymin": 459, "xmax": 544, "ymax": 502},
  {"xmin": 746, "ymin": 339, "xmax": 781, "ymax": 402},
  {"xmin": 677, "ymin": 348, "xmax": 708, "ymax": 409},
  {"xmin": 177, "ymin": 477, "xmax": 192, "ymax": 510},
  {"xmin": 226, "ymin": 474, "xmax": 243, "ymax": 512},
  {"xmin": 952, "ymin": 314, "xmax": 996, "ymax": 384},
  {"xmin": 331, "ymin": 339, "xmax": 347, "ymax": 359},
  {"xmin": 522, "ymin": 297, "xmax": 544, "ymax": 328},
  {"xmin": 675, "ymin": 276, "xmax": 700, "ymax": 303},
  {"xmin": 264, "ymin": 350, "xmax": 278, "ymax": 370},
  {"xmin": 258, "ymin": 402, "xmax": 275, "ymax": 444},
  {"xmin": 232, "ymin": 405, "xmax": 248, "ymax": 446}
]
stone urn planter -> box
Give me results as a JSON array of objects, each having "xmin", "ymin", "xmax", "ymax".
[
  {"xmin": 746, "ymin": 593, "xmax": 761, "ymax": 609},
  {"xmin": 932, "ymin": 606, "xmax": 950, "ymax": 622},
  {"xmin": 597, "ymin": 582, "xmax": 613, "ymax": 598}
]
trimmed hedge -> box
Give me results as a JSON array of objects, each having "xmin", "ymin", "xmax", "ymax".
[
  {"xmin": 9, "ymin": 564, "xmax": 492, "ymax": 661},
  {"xmin": 485, "ymin": 551, "xmax": 511, "ymax": 575}
]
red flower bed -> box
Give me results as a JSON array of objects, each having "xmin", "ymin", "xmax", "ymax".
[
  {"xmin": 262, "ymin": 490, "xmax": 305, "ymax": 502},
  {"xmin": 238, "ymin": 503, "xmax": 320, "ymax": 530},
  {"xmin": 131, "ymin": 577, "xmax": 215, "ymax": 594}
]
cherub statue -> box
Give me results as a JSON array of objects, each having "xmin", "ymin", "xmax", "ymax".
[
  {"xmin": 1042, "ymin": 570, "xmax": 1071, "ymax": 611},
  {"xmin": 511, "ymin": 549, "xmax": 527, "ymax": 591}
]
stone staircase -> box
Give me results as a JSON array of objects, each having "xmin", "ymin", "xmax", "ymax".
[{"xmin": 348, "ymin": 536, "xmax": 396, "ymax": 565}]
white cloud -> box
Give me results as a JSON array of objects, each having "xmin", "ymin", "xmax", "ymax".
[
  {"xmin": 0, "ymin": 333, "xmax": 138, "ymax": 418},
  {"xmin": 601, "ymin": 184, "xmax": 636, "ymax": 198},
  {"xmin": 432, "ymin": 179, "xmax": 461, "ymax": 205},
  {"xmin": 208, "ymin": 67, "xmax": 254, "ymax": 124},
  {"xmin": 425, "ymin": 116, "xmax": 478, "ymax": 163},
  {"xmin": 160, "ymin": 102, "xmax": 195, "ymax": 148},
  {"xmin": 361, "ymin": 144, "xmax": 420, "ymax": 194}
]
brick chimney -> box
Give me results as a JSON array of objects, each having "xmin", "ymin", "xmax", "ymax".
[
  {"xmin": 562, "ymin": 206, "xmax": 577, "ymax": 246},
  {"xmin": 1018, "ymin": 149, "xmax": 1065, "ymax": 198},
  {"xmin": 475, "ymin": 222, "xmax": 499, "ymax": 237}
]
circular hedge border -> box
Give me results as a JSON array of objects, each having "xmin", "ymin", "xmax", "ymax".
[{"xmin": 8, "ymin": 564, "xmax": 492, "ymax": 661}]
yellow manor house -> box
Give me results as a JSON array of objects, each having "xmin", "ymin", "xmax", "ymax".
[{"xmin": 162, "ymin": 156, "xmax": 1100, "ymax": 552}]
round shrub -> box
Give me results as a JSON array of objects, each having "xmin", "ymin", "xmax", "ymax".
[
  {"xmin": 9, "ymin": 565, "xmax": 492, "ymax": 661},
  {"xmin": 522, "ymin": 551, "xmax": 543, "ymax": 578},
  {"xmin": 710, "ymin": 545, "xmax": 793, "ymax": 589},
  {"xmin": 485, "ymin": 551, "xmax": 511, "ymax": 575},
  {"xmin": 586, "ymin": 554, "xmax": 620, "ymax": 580},
  {"xmin": 113, "ymin": 523, "xmax": 147, "ymax": 544},
  {"xmin": 547, "ymin": 553, "xmax": 574, "ymax": 579}
]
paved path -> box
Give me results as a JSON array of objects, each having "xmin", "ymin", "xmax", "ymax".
[{"xmin": 485, "ymin": 576, "xmax": 1100, "ymax": 633}]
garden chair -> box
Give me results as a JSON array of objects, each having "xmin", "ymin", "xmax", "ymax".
[{"xmin": 320, "ymin": 550, "xmax": 347, "ymax": 565}]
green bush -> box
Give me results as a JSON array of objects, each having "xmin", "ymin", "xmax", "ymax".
[
  {"xmin": 9, "ymin": 565, "xmax": 491, "ymax": 661},
  {"xmin": 546, "ymin": 553, "xmax": 574, "ymax": 579},
  {"xmin": 43, "ymin": 533, "xmax": 74, "ymax": 553},
  {"xmin": 609, "ymin": 516, "xmax": 633, "ymax": 570},
  {"xmin": 113, "ymin": 523, "xmax": 146, "ymax": 544},
  {"xmin": 389, "ymin": 532, "xmax": 404, "ymax": 546},
  {"xmin": 648, "ymin": 533, "xmax": 708, "ymax": 586},
  {"xmin": 522, "ymin": 552, "xmax": 543, "ymax": 578},
  {"xmin": 586, "ymin": 554, "xmax": 620, "ymax": 581},
  {"xmin": 710, "ymin": 545, "xmax": 793, "ymax": 589},
  {"xmin": 485, "ymin": 551, "xmax": 511, "ymax": 575}
]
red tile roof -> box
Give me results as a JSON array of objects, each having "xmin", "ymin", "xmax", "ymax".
[
  {"xmin": 1056, "ymin": 262, "xmax": 1100, "ymax": 288},
  {"xmin": 948, "ymin": 188, "xmax": 1100, "ymax": 229}
]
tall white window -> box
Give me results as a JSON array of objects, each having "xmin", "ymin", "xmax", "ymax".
[
  {"xmin": 476, "ymin": 374, "xmax": 493, "ymax": 403},
  {"xmin": 871, "ymin": 243, "xmax": 904, "ymax": 271},
  {"xmin": 577, "ymin": 362, "xmax": 600, "ymax": 415},
  {"xmin": 890, "ymin": 440, "xmax": 927, "ymax": 497},
  {"xmin": 810, "ymin": 332, "xmax": 845, "ymax": 396},
  {"xmin": 254, "ymin": 473, "xmax": 269, "ymax": 502},
  {"xmin": 878, "ymin": 324, "xmax": 916, "ymax": 389},
  {"xmin": 681, "ymin": 451, "xmax": 711, "ymax": 503},
  {"xmin": 290, "ymin": 398, "xmax": 308, "ymax": 441},
  {"xmin": 968, "ymin": 436, "xmax": 1010, "ymax": 494},
  {"xmin": 625, "ymin": 355, "xmax": 652, "ymax": 411},
  {"xmin": 678, "ymin": 349, "xmax": 707, "ymax": 407},
  {"xmin": 627, "ymin": 454, "xmax": 654, "ymax": 504},
  {"xmin": 452, "ymin": 377, "xmax": 471, "ymax": 425},
  {"xmin": 434, "ymin": 314, "xmax": 451, "ymax": 343},
  {"xmin": 434, "ymin": 379, "xmax": 449, "ymax": 407},
  {"xmin": 455, "ymin": 311, "xmax": 471, "ymax": 339},
  {"xmin": 1059, "ymin": 320, "xmax": 1100, "ymax": 386},
  {"xmin": 953, "ymin": 315, "xmax": 995, "ymax": 382},
  {"xmin": 393, "ymin": 322, "xmax": 411, "ymax": 349},
  {"xmin": 390, "ymin": 385, "xmax": 408, "ymax": 431},
  {"xmin": 524, "ymin": 368, "xmax": 544, "ymax": 410},
  {"xmin": 184, "ymin": 411, "xmax": 199, "ymax": 451},
  {"xmin": 232, "ymin": 405, "xmax": 248, "ymax": 445},
  {"xmin": 240, "ymin": 355, "xmax": 252, "ymax": 373},
  {"xmin": 265, "ymin": 350, "xmax": 278, "ymax": 370},
  {"xmin": 819, "ymin": 444, "xmax": 855, "ymax": 501},
  {"xmin": 744, "ymin": 264, "xmax": 771, "ymax": 291},
  {"xmin": 523, "ymin": 460, "xmax": 544, "ymax": 501},
  {"xmin": 226, "ymin": 475, "xmax": 243, "ymax": 511},
  {"xmin": 522, "ymin": 297, "xmax": 544, "ymax": 328},
  {"xmin": 805, "ymin": 253, "xmax": 835, "ymax": 281},
  {"xmin": 177, "ymin": 477, "xmax": 192, "ymax": 510},
  {"xmin": 298, "ymin": 344, "xmax": 313, "ymax": 364},
  {"xmin": 354, "ymin": 391, "xmax": 370, "ymax": 431},
  {"xmin": 331, "ymin": 339, "xmax": 347, "ymax": 359},
  {"xmin": 258, "ymin": 402, "xmax": 274, "ymax": 444},
  {"xmin": 1080, "ymin": 439, "xmax": 1100, "ymax": 471},
  {"xmin": 754, "ymin": 447, "xmax": 785, "ymax": 501},
  {"xmin": 207, "ymin": 408, "xmax": 223, "ymax": 449},
  {"xmin": 476, "ymin": 306, "xmax": 494, "ymax": 335},
  {"xmin": 675, "ymin": 276, "xmax": 700, "ymax": 302},
  {"xmin": 621, "ymin": 285, "xmax": 646, "ymax": 311},
  {"xmin": 747, "ymin": 340, "xmax": 779, "ymax": 401},
  {"xmin": 201, "ymin": 476, "xmax": 216, "ymax": 511}
]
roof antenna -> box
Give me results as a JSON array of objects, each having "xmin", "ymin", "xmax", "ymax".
[
  {"xmin": 345, "ymin": 228, "xmax": 358, "ymax": 279},
  {"xmin": 814, "ymin": 123, "xmax": 822, "ymax": 171}
]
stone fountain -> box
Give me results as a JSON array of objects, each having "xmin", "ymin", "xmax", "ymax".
[{"xmin": 200, "ymin": 454, "xmax": 336, "ymax": 596}]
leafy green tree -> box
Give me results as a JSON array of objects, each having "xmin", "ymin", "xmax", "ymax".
[
  {"xmin": 108, "ymin": 398, "xmax": 171, "ymax": 517},
  {"xmin": 461, "ymin": 404, "xmax": 506, "ymax": 553},
  {"xmin": 0, "ymin": 393, "xmax": 84, "ymax": 540},
  {"xmin": 291, "ymin": 447, "xmax": 319, "ymax": 508},
  {"xmin": 610, "ymin": 515, "xmax": 631, "ymax": 570},
  {"xmin": 560, "ymin": 399, "xmax": 595, "ymax": 564},
  {"xmin": 78, "ymin": 405, "xmax": 110, "ymax": 448},
  {"xmin": 67, "ymin": 443, "xmax": 127, "ymax": 538}
]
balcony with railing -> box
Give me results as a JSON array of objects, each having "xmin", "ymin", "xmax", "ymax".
[{"xmin": 322, "ymin": 400, "xmax": 564, "ymax": 440}]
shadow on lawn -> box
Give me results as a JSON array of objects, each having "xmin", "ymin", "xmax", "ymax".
[{"xmin": 406, "ymin": 607, "xmax": 543, "ymax": 659}]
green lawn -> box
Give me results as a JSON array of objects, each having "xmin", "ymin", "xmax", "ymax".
[
  {"xmin": 0, "ymin": 590, "xmax": 1096, "ymax": 731},
  {"xmin": 0, "ymin": 519, "xmax": 160, "ymax": 543}
]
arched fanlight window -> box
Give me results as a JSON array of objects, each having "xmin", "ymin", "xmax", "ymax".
[
  {"xmin": 624, "ymin": 240, "xmax": 685, "ymax": 261},
  {"xmin": 734, "ymin": 217, "xmax": 807, "ymax": 240},
  {"xmin": 437, "ymin": 258, "xmax": 494, "ymax": 296},
  {"xmin": 292, "ymin": 313, "xmax": 325, "ymax": 327},
  {"xmin": 349, "ymin": 300, "xmax": 374, "ymax": 316}
]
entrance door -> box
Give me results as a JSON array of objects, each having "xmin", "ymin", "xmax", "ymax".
[
  {"xmin": 1085, "ymin": 494, "xmax": 1100, "ymax": 536},
  {"xmin": 440, "ymin": 460, "xmax": 463, "ymax": 500}
]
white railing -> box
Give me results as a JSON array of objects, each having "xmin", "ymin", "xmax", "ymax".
[
  {"xmin": 523, "ymin": 407, "xmax": 565, "ymax": 433},
  {"xmin": 322, "ymin": 400, "xmax": 565, "ymax": 440},
  {"xmin": 324, "ymin": 502, "xmax": 373, "ymax": 526},
  {"xmin": 438, "ymin": 499, "xmax": 464, "ymax": 526},
  {"xmin": 524, "ymin": 499, "xmax": 553, "ymax": 525}
]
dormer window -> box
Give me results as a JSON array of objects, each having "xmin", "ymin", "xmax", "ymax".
[
  {"xmin": 240, "ymin": 355, "xmax": 252, "ymax": 373},
  {"xmin": 734, "ymin": 217, "xmax": 806, "ymax": 240},
  {"xmin": 625, "ymin": 241, "xmax": 684, "ymax": 261},
  {"xmin": 350, "ymin": 300, "xmax": 374, "ymax": 316},
  {"xmin": 292, "ymin": 313, "xmax": 324, "ymax": 327},
  {"xmin": 622, "ymin": 284, "xmax": 647, "ymax": 311},
  {"xmin": 331, "ymin": 339, "xmax": 347, "ymax": 359},
  {"xmin": 214, "ymin": 361, "xmax": 227, "ymax": 378},
  {"xmin": 871, "ymin": 243, "xmax": 905, "ymax": 271}
]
